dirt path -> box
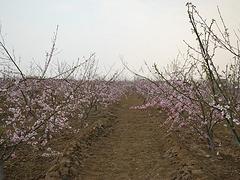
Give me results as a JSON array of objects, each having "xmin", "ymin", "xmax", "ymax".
[{"xmin": 78, "ymin": 95, "xmax": 175, "ymax": 179}]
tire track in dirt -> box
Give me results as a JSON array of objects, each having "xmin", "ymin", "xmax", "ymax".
[{"xmin": 78, "ymin": 95, "xmax": 176, "ymax": 180}]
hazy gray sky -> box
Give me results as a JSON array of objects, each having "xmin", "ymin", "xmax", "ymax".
[{"xmin": 0, "ymin": 0, "xmax": 240, "ymax": 75}]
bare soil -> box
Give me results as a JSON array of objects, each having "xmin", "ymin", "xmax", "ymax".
[
  {"xmin": 77, "ymin": 95, "xmax": 175, "ymax": 179},
  {"xmin": 5, "ymin": 94, "xmax": 240, "ymax": 179}
]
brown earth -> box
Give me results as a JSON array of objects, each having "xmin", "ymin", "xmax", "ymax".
[
  {"xmin": 77, "ymin": 95, "xmax": 176, "ymax": 179},
  {"xmin": 5, "ymin": 94, "xmax": 240, "ymax": 179}
]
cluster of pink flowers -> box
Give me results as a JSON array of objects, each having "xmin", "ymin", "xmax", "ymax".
[
  {"xmin": 0, "ymin": 78, "xmax": 128, "ymax": 160},
  {"xmin": 132, "ymin": 79, "xmax": 240, "ymax": 149}
]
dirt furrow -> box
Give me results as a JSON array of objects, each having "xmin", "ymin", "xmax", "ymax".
[{"xmin": 77, "ymin": 95, "xmax": 175, "ymax": 180}]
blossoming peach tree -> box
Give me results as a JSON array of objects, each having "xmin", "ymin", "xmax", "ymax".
[
  {"xmin": 0, "ymin": 27, "xmax": 128, "ymax": 164},
  {"xmin": 132, "ymin": 3, "xmax": 240, "ymax": 151}
]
